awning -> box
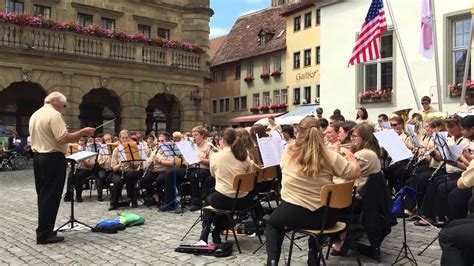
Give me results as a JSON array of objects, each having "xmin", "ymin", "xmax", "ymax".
[
  {"xmin": 254, "ymin": 104, "xmax": 319, "ymax": 126},
  {"xmin": 229, "ymin": 113, "xmax": 285, "ymax": 123}
]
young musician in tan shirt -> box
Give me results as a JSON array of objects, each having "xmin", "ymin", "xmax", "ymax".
[{"xmin": 265, "ymin": 116, "xmax": 361, "ymax": 265}]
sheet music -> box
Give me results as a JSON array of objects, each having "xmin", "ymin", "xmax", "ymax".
[
  {"xmin": 373, "ymin": 130, "xmax": 412, "ymax": 163},
  {"xmin": 270, "ymin": 130, "xmax": 282, "ymax": 139},
  {"xmin": 98, "ymin": 144, "xmax": 109, "ymax": 155},
  {"xmin": 455, "ymin": 112, "xmax": 473, "ymax": 118},
  {"xmin": 175, "ymin": 141, "xmax": 200, "ymax": 165},
  {"xmin": 85, "ymin": 143, "xmax": 102, "ymax": 152},
  {"xmin": 66, "ymin": 151, "xmax": 97, "ymax": 162},
  {"xmin": 433, "ymin": 132, "xmax": 464, "ymax": 162},
  {"xmin": 380, "ymin": 121, "xmax": 392, "ymax": 130},
  {"xmin": 257, "ymin": 136, "xmax": 286, "ymax": 168},
  {"xmin": 117, "ymin": 142, "xmax": 147, "ymax": 161},
  {"xmin": 406, "ymin": 124, "xmax": 422, "ymax": 148}
]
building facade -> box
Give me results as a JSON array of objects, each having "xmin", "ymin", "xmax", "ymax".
[
  {"xmin": 0, "ymin": 0, "xmax": 212, "ymax": 137},
  {"xmin": 320, "ymin": 0, "xmax": 472, "ymax": 118},
  {"xmin": 282, "ymin": 1, "xmax": 321, "ymax": 111}
]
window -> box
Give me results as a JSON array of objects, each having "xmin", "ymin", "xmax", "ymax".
[
  {"xmin": 263, "ymin": 92, "xmax": 271, "ymax": 106},
  {"xmin": 451, "ymin": 17, "xmax": 472, "ymax": 85},
  {"xmin": 294, "ymin": 16, "xmax": 301, "ymax": 32},
  {"xmin": 220, "ymin": 69, "xmax": 225, "ymax": 81},
  {"xmin": 138, "ymin": 24, "xmax": 151, "ymax": 38},
  {"xmin": 234, "ymin": 98, "xmax": 240, "ymax": 111},
  {"xmin": 235, "ymin": 65, "xmax": 241, "ymax": 79},
  {"xmin": 316, "ymin": 46, "xmax": 321, "ymax": 64},
  {"xmin": 78, "ymin": 13, "xmax": 93, "ymax": 27},
  {"xmin": 211, "ymin": 71, "xmax": 218, "ymax": 82},
  {"xmin": 293, "ymin": 88, "xmax": 300, "ymax": 104},
  {"xmin": 281, "ymin": 89, "xmax": 288, "ymax": 104},
  {"xmin": 274, "ymin": 90, "xmax": 281, "ymax": 104},
  {"xmin": 293, "ymin": 52, "xmax": 301, "ymax": 69},
  {"xmin": 304, "ymin": 49, "xmax": 311, "ymax": 66},
  {"xmin": 253, "ymin": 93, "xmax": 260, "ymax": 107},
  {"xmin": 5, "ymin": 0, "xmax": 23, "ymax": 13},
  {"xmin": 304, "ymin": 86, "xmax": 311, "ymax": 103},
  {"xmin": 158, "ymin": 28, "xmax": 170, "ymax": 39},
  {"xmin": 316, "ymin": 9, "xmax": 321, "ymax": 25},
  {"xmin": 304, "ymin": 12, "xmax": 312, "ymax": 28},
  {"xmin": 101, "ymin": 17, "xmax": 115, "ymax": 30},
  {"xmin": 316, "ymin": 85, "xmax": 321, "ymax": 102},
  {"xmin": 263, "ymin": 58, "xmax": 270, "ymax": 73},
  {"xmin": 219, "ymin": 99, "xmax": 225, "ymax": 113},
  {"xmin": 225, "ymin": 98, "xmax": 230, "ymax": 112},
  {"xmin": 247, "ymin": 63, "xmax": 254, "ymax": 77},
  {"xmin": 362, "ymin": 32, "xmax": 393, "ymax": 92},
  {"xmin": 274, "ymin": 54, "xmax": 281, "ymax": 72},
  {"xmin": 33, "ymin": 5, "xmax": 51, "ymax": 18},
  {"xmin": 240, "ymin": 96, "xmax": 247, "ymax": 110},
  {"xmin": 212, "ymin": 100, "xmax": 217, "ymax": 113}
]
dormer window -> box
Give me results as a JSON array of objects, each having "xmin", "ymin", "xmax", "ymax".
[{"xmin": 258, "ymin": 30, "xmax": 274, "ymax": 46}]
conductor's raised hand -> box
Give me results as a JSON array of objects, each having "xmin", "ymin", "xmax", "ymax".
[{"xmin": 81, "ymin": 127, "xmax": 96, "ymax": 137}]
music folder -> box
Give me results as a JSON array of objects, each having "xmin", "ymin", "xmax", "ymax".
[{"xmin": 66, "ymin": 151, "xmax": 97, "ymax": 163}]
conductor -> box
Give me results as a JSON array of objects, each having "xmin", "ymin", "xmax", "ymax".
[{"xmin": 29, "ymin": 92, "xmax": 95, "ymax": 245}]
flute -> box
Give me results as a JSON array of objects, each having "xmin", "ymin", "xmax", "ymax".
[{"xmin": 329, "ymin": 145, "xmax": 369, "ymax": 164}]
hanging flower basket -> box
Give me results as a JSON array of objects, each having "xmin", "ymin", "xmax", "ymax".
[
  {"xmin": 259, "ymin": 105, "xmax": 270, "ymax": 113},
  {"xmin": 269, "ymin": 103, "xmax": 280, "ymax": 110},
  {"xmin": 250, "ymin": 107, "xmax": 259, "ymax": 113},
  {"xmin": 359, "ymin": 89, "xmax": 393, "ymax": 104},
  {"xmin": 271, "ymin": 70, "xmax": 282, "ymax": 77},
  {"xmin": 260, "ymin": 72, "xmax": 270, "ymax": 79},
  {"xmin": 244, "ymin": 76, "xmax": 254, "ymax": 82}
]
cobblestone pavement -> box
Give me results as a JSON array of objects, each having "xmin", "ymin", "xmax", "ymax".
[{"xmin": 0, "ymin": 167, "xmax": 441, "ymax": 265}]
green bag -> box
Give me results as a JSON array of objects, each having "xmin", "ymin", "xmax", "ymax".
[{"xmin": 119, "ymin": 212, "xmax": 145, "ymax": 227}]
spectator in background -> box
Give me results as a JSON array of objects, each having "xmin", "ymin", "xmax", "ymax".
[
  {"xmin": 329, "ymin": 114, "xmax": 345, "ymax": 125},
  {"xmin": 355, "ymin": 107, "xmax": 372, "ymax": 125},
  {"xmin": 333, "ymin": 109, "xmax": 341, "ymax": 115},
  {"xmin": 267, "ymin": 116, "xmax": 282, "ymax": 132},
  {"xmin": 419, "ymin": 96, "xmax": 437, "ymax": 120},
  {"xmin": 316, "ymin": 107, "xmax": 324, "ymax": 119},
  {"xmin": 281, "ymin": 125, "xmax": 295, "ymax": 145},
  {"xmin": 8, "ymin": 131, "xmax": 18, "ymax": 150},
  {"xmin": 458, "ymin": 90, "xmax": 474, "ymax": 113}
]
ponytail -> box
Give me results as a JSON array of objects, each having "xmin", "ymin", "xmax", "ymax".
[{"xmin": 223, "ymin": 128, "xmax": 248, "ymax": 161}]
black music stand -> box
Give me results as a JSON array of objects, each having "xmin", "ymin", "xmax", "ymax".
[
  {"xmin": 55, "ymin": 154, "xmax": 96, "ymax": 232},
  {"xmin": 392, "ymin": 188, "xmax": 418, "ymax": 265},
  {"xmin": 160, "ymin": 142, "xmax": 183, "ymax": 213}
]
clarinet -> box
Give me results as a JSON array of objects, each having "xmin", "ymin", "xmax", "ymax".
[{"xmin": 142, "ymin": 145, "xmax": 161, "ymax": 178}]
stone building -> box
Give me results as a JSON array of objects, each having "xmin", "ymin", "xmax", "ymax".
[{"xmin": 0, "ymin": 0, "xmax": 212, "ymax": 138}]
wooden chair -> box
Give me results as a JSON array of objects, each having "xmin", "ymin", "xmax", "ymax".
[
  {"xmin": 255, "ymin": 166, "xmax": 280, "ymax": 210},
  {"xmin": 202, "ymin": 171, "xmax": 261, "ymax": 253},
  {"xmin": 287, "ymin": 181, "xmax": 361, "ymax": 266}
]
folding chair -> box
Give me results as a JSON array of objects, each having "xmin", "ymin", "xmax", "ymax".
[
  {"xmin": 287, "ymin": 181, "xmax": 361, "ymax": 266},
  {"xmin": 256, "ymin": 166, "xmax": 280, "ymax": 210}
]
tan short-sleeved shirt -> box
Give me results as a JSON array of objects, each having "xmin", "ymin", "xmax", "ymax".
[
  {"xmin": 149, "ymin": 148, "xmax": 173, "ymax": 172},
  {"xmin": 446, "ymin": 137, "xmax": 470, "ymax": 173},
  {"xmin": 29, "ymin": 104, "xmax": 68, "ymax": 154},
  {"xmin": 191, "ymin": 141, "xmax": 216, "ymax": 169},
  {"xmin": 210, "ymin": 147, "xmax": 253, "ymax": 198},
  {"xmin": 280, "ymin": 147, "xmax": 356, "ymax": 211},
  {"xmin": 460, "ymin": 160, "xmax": 474, "ymax": 188}
]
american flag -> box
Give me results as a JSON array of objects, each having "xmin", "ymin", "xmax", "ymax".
[{"xmin": 348, "ymin": 0, "xmax": 387, "ymax": 67}]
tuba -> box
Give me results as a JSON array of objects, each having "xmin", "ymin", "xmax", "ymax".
[{"xmin": 393, "ymin": 108, "xmax": 412, "ymax": 123}]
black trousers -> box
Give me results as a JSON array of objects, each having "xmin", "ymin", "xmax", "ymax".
[
  {"xmin": 439, "ymin": 214, "xmax": 474, "ymax": 266},
  {"xmin": 163, "ymin": 168, "xmax": 187, "ymax": 204},
  {"xmin": 265, "ymin": 201, "xmax": 339, "ymax": 265},
  {"xmin": 66, "ymin": 169, "xmax": 91, "ymax": 199},
  {"xmin": 141, "ymin": 171, "xmax": 167, "ymax": 198},
  {"xmin": 95, "ymin": 169, "xmax": 112, "ymax": 197},
  {"xmin": 110, "ymin": 171, "xmax": 141, "ymax": 206},
  {"xmin": 448, "ymin": 188, "xmax": 472, "ymax": 220},
  {"xmin": 33, "ymin": 152, "xmax": 67, "ymax": 241},
  {"xmin": 421, "ymin": 171, "xmax": 460, "ymax": 220},
  {"xmin": 188, "ymin": 168, "xmax": 211, "ymax": 201}
]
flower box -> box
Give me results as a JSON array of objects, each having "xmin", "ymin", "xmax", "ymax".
[
  {"xmin": 449, "ymin": 80, "xmax": 474, "ymax": 97},
  {"xmin": 271, "ymin": 70, "xmax": 282, "ymax": 77},
  {"xmin": 244, "ymin": 76, "xmax": 254, "ymax": 82},
  {"xmin": 359, "ymin": 89, "xmax": 393, "ymax": 104},
  {"xmin": 250, "ymin": 107, "xmax": 259, "ymax": 113},
  {"xmin": 260, "ymin": 72, "xmax": 270, "ymax": 79},
  {"xmin": 269, "ymin": 103, "xmax": 280, "ymax": 110}
]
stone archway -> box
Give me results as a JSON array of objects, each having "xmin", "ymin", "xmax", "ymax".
[
  {"xmin": 146, "ymin": 93, "xmax": 182, "ymax": 134},
  {"xmin": 79, "ymin": 88, "xmax": 121, "ymax": 134},
  {"xmin": 0, "ymin": 82, "xmax": 46, "ymax": 137}
]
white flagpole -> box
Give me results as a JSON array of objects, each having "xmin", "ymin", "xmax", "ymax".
[
  {"xmin": 385, "ymin": 0, "xmax": 422, "ymax": 111},
  {"xmin": 460, "ymin": 5, "xmax": 474, "ymax": 105},
  {"xmin": 430, "ymin": 0, "xmax": 443, "ymax": 111}
]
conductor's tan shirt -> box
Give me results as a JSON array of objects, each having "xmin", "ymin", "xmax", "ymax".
[
  {"xmin": 210, "ymin": 147, "xmax": 252, "ymax": 199},
  {"xmin": 29, "ymin": 104, "xmax": 68, "ymax": 154},
  {"xmin": 280, "ymin": 147, "xmax": 356, "ymax": 211}
]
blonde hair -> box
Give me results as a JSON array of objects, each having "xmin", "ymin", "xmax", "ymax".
[
  {"xmin": 119, "ymin": 129, "xmax": 129, "ymax": 142},
  {"xmin": 172, "ymin": 131, "xmax": 183, "ymax": 138},
  {"xmin": 289, "ymin": 116, "xmax": 330, "ymax": 178},
  {"xmin": 44, "ymin": 92, "xmax": 67, "ymax": 105}
]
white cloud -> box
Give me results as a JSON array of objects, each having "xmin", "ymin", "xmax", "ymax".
[
  {"xmin": 210, "ymin": 27, "xmax": 229, "ymax": 38},
  {"xmin": 239, "ymin": 9, "xmax": 260, "ymax": 16}
]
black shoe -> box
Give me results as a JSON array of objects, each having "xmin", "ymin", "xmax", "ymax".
[
  {"xmin": 76, "ymin": 196, "xmax": 83, "ymax": 202},
  {"xmin": 108, "ymin": 204, "xmax": 118, "ymax": 211},
  {"xmin": 131, "ymin": 199, "xmax": 138, "ymax": 208},
  {"xmin": 212, "ymin": 228, "xmax": 221, "ymax": 244},
  {"xmin": 37, "ymin": 235, "xmax": 64, "ymax": 245},
  {"xmin": 63, "ymin": 193, "xmax": 72, "ymax": 202},
  {"xmin": 97, "ymin": 196, "xmax": 103, "ymax": 202},
  {"xmin": 331, "ymin": 239, "xmax": 350, "ymax": 257}
]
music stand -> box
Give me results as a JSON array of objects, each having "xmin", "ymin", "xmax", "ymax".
[
  {"xmin": 55, "ymin": 151, "xmax": 97, "ymax": 232},
  {"xmin": 160, "ymin": 142, "xmax": 183, "ymax": 213}
]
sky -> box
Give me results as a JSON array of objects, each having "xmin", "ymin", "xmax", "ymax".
[{"xmin": 209, "ymin": 0, "xmax": 269, "ymax": 39}]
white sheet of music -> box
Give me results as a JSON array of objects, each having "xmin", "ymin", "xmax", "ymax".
[
  {"xmin": 257, "ymin": 136, "xmax": 286, "ymax": 168},
  {"xmin": 433, "ymin": 132, "xmax": 464, "ymax": 162},
  {"xmin": 175, "ymin": 141, "xmax": 200, "ymax": 165},
  {"xmin": 374, "ymin": 130, "xmax": 412, "ymax": 163},
  {"xmin": 380, "ymin": 121, "xmax": 392, "ymax": 130},
  {"xmin": 98, "ymin": 144, "xmax": 109, "ymax": 155},
  {"xmin": 406, "ymin": 124, "xmax": 422, "ymax": 148},
  {"xmin": 66, "ymin": 151, "xmax": 97, "ymax": 162}
]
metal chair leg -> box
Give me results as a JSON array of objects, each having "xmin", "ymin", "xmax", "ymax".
[
  {"xmin": 250, "ymin": 210, "xmax": 263, "ymax": 244},
  {"xmin": 287, "ymin": 231, "xmax": 296, "ymax": 266},
  {"xmin": 227, "ymin": 214, "xmax": 241, "ymax": 253}
]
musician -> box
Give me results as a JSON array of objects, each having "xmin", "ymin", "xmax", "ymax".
[
  {"xmin": 136, "ymin": 131, "xmax": 148, "ymax": 150},
  {"xmin": 172, "ymin": 131, "xmax": 183, "ymax": 142},
  {"xmin": 281, "ymin": 125, "xmax": 295, "ymax": 145},
  {"xmin": 29, "ymin": 91, "xmax": 95, "ymax": 244},
  {"xmin": 316, "ymin": 107, "xmax": 324, "ymax": 119},
  {"xmin": 265, "ymin": 116, "xmax": 361, "ymax": 265},
  {"xmin": 325, "ymin": 123, "xmax": 340, "ymax": 150},
  {"xmin": 267, "ymin": 116, "xmax": 281, "ymax": 132},
  {"xmin": 337, "ymin": 121, "xmax": 356, "ymax": 145},
  {"xmin": 95, "ymin": 133, "xmax": 115, "ymax": 201},
  {"xmin": 419, "ymin": 96, "xmax": 437, "ymax": 120},
  {"xmin": 249, "ymin": 124, "xmax": 268, "ymax": 166},
  {"xmin": 109, "ymin": 130, "xmax": 142, "ymax": 210},
  {"xmin": 458, "ymin": 90, "xmax": 474, "ymax": 113},
  {"xmin": 146, "ymin": 134, "xmax": 157, "ymax": 155},
  {"xmin": 329, "ymin": 114, "xmax": 345, "ymax": 125},
  {"xmin": 236, "ymin": 128, "xmax": 262, "ymax": 167},
  {"xmin": 187, "ymin": 126, "xmax": 217, "ymax": 211},
  {"xmin": 355, "ymin": 107, "xmax": 372, "ymax": 125},
  {"xmin": 64, "ymin": 137, "xmax": 93, "ymax": 202},
  {"xmin": 374, "ymin": 113, "xmax": 389, "ymax": 131},
  {"xmin": 198, "ymin": 128, "xmax": 254, "ymax": 244}
]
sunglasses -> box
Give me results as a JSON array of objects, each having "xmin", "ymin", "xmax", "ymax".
[
  {"xmin": 391, "ymin": 123, "xmax": 399, "ymax": 127},
  {"xmin": 421, "ymin": 102, "xmax": 429, "ymax": 105}
]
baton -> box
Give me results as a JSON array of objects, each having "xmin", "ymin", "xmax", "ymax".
[{"xmin": 95, "ymin": 118, "xmax": 117, "ymax": 130}]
